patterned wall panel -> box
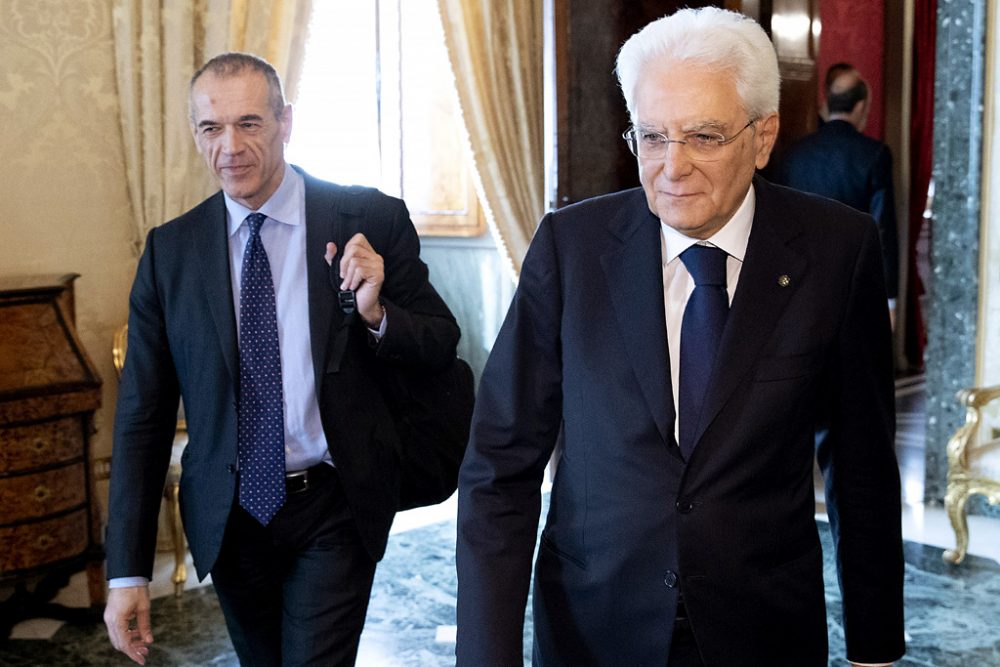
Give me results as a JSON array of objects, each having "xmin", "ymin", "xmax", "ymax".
[{"xmin": 0, "ymin": 0, "xmax": 138, "ymax": 479}]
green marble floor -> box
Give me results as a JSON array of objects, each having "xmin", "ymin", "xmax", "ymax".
[{"xmin": 1, "ymin": 514, "xmax": 999, "ymax": 666}]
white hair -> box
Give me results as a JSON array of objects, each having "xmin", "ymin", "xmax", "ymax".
[{"xmin": 616, "ymin": 7, "xmax": 780, "ymax": 122}]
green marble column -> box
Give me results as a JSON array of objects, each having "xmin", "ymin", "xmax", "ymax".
[{"xmin": 925, "ymin": 0, "xmax": 988, "ymax": 513}]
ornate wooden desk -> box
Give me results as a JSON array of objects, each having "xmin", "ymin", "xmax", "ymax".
[{"xmin": 0, "ymin": 274, "xmax": 104, "ymax": 634}]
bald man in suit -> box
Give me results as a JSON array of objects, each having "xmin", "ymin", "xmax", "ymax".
[{"xmin": 778, "ymin": 71, "xmax": 900, "ymax": 317}]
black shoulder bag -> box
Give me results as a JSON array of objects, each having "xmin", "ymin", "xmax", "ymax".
[
  {"xmin": 330, "ymin": 216, "xmax": 473, "ymax": 509},
  {"xmin": 376, "ymin": 355, "xmax": 475, "ymax": 510}
]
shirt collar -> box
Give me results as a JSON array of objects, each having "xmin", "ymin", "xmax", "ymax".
[
  {"xmin": 226, "ymin": 162, "xmax": 303, "ymax": 236},
  {"xmin": 660, "ymin": 184, "xmax": 755, "ymax": 264}
]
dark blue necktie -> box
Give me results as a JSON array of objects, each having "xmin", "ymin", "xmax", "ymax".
[
  {"xmin": 678, "ymin": 244, "xmax": 730, "ymax": 460},
  {"xmin": 237, "ymin": 212, "xmax": 286, "ymax": 525}
]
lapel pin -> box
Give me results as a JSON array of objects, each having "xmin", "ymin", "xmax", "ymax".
[{"xmin": 777, "ymin": 274, "xmax": 790, "ymax": 288}]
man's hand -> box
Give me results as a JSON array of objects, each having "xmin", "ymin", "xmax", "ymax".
[
  {"xmin": 326, "ymin": 234, "xmax": 385, "ymax": 327},
  {"xmin": 104, "ymin": 585, "xmax": 153, "ymax": 664}
]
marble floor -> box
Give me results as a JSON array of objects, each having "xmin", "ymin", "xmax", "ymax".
[{"xmin": 2, "ymin": 374, "xmax": 999, "ymax": 666}]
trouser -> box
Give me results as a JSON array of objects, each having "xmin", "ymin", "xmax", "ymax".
[
  {"xmin": 211, "ymin": 465, "xmax": 377, "ymax": 667},
  {"xmin": 668, "ymin": 596, "xmax": 706, "ymax": 667}
]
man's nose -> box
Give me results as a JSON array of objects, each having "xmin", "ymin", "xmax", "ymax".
[
  {"xmin": 220, "ymin": 126, "xmax": 243, "ymax": 153},
  {"xmin": 661, "ymin": 141, "xmax": 693, "ymax": 178}
]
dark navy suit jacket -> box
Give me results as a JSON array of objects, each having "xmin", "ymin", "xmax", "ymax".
[
  {"xmin": 777, "ymin": 120, "xmax": 899, "ymax": 298},
  {"xmin": 456, "ymin": 176, "xmax": 904, "ymax": 666},
  {"xmin": 106, "ymin": 168, "xmax": 459, "ymax": 581}
]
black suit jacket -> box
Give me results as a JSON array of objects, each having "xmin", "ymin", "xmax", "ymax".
[
  {"xmin": 106, "ymin": 168, "xmax": 459, "ymax": 581},
  {"xmin": 456, "ymin": 176, "xmax": 904, "ymax": 666},
  {"xmin": 776, "ymin": 120, "xmax": 900, "ymax": 298}
]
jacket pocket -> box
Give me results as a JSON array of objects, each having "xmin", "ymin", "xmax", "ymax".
[
  {"xmin": 539, "ymin": 531, "xmax": 588, "ymax": 570},
  {"xmin": 753, "ymin": 351, "xmax": 824, "ymax": 383}
]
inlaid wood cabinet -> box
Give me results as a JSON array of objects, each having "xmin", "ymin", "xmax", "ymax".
[{"xmin": 0, "ymin": 274, "xmax": 104, "ymax": 610}]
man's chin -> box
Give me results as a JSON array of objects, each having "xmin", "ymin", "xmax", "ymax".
[
  {"xmin": 656, "ymin": 208, "xmax": 705, "ymax": 233},
  {"xmin": 218, "ymin": 178, "xmax": 257, "ymax": 201},
  {"xmin": 662, "ymin": 214, "xmax": 729, "ymax": 240}
]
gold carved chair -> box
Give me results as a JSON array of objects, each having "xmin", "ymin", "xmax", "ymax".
[
  {"xmin": 943, "ymin": 384, "xmax": 1000, "ymax": 564},
  {"xmin": 113, "ymin": 324, "xmax": 188, "ymax": 596}
]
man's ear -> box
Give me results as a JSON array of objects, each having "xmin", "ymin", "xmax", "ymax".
[
  {"xmin": 852, "ymin": 98, "xmax": 869, "ymax": 132},
  {"xmin": 754, "ymin": 113, "xmax": 780, "ymax": 169},
  {"xmin": 190, "ymin": 122, "xmax": 205, "ymax": 155},
  {"xmin": 280, "ymin": 104, "xmax": 293, "ymax": 144}
]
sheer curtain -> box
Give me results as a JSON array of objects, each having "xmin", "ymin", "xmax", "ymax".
[
  {"xmin": 112, "ymin": 0, "xmax": 313, "ymax": 254},
  {"xmin": 437, "ymin": 0, "xmax": 544, "ymax": 278}
]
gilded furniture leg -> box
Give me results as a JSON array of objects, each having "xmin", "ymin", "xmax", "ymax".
[
  {"xmin": 165, "ymin": 480, "xmax": 187, "ymax": 597},
  {"xmin": 943, "ymin": 394, "xmax": 976, "ymax": 565},
  {"xmin": 942, "ymin": 482, "xmax": 970, "ymax": 564},
  {"xmin": 943, "ymin": 385, "xmax": 1000, "ymax": 565}
]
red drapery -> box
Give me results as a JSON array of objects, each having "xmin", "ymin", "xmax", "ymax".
[{"xmin": 905, "ymin": 0, "xmax": 936, "ymax": 369}]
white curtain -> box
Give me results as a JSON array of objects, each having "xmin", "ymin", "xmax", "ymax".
[{"xmin": 437, "ymin": 0, "xmax": 545, "ymax": 278}]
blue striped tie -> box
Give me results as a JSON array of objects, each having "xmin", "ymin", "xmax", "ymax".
[
  {"xmin": 678, "ymin": 244, "xmax": 729, "ymax": 460},
  {"xmin": 237, "ymin": 212, "xmax": 286, "ymax": 525}
]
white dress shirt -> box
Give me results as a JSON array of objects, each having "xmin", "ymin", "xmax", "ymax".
[{"xmin": 224, "ymin": 163, "xmax": 330, "ymax": 473}]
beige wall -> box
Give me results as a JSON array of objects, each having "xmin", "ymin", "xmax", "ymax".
[{"xmin": 0, "ymin": 1, "xmax": 137, "ymax": 485}]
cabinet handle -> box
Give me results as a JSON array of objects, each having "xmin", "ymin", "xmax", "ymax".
[
  {"xmin": 33, "ymin": 485, "xmax": 52, "ymax": 502},
  {"xmin": 32, "ymin": 438, "xmax": 48, "ymax": 453},
  {"xmin": 35, "ymin": 534, "xmax": 54, "ymax": 550}
]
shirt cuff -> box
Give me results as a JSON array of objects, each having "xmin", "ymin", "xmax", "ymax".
[
  {"xmin": 108, "ymin": 576, "xmax": 149, "ymax": 588},
  {"xmin": 367, "ymin": 312, "xmax": 387, "ymax": 340}
]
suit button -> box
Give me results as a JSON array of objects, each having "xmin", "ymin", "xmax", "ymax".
[
  {"xmin": 663, "ymin": 571, "xmax": 678, "ymax": 588},
  {"xmin": 227, "ymin": 464, "xmax": 236, "ymax": 474},
  {"xmin": 677, "ymin": 500, "xmax": 694, "ymax": 514}
]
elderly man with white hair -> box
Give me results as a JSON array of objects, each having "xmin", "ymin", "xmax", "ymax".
[{"xmin": 456, "ymin": 7, "xmax": 904, "ymax": 666}]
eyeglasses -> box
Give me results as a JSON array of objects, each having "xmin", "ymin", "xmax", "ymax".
[{"xmin": 622, "ymin": 120, "xmax": 757, "ymax": 162}]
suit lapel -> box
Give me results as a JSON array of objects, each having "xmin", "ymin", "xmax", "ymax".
[
  {"xmin": 302, "ymin": 173, "xmax": 347, "ymax": 394},
  {"xmin": 603, "ymin": 191, "xmax": 674, "ymax": 444},
  {"xmin": 194, "ymin": 193, "xmax": 240, "ymax": 384},
  {"xmin": 692, "ymin": 177, "xmax": 807, "ymax": 448}
]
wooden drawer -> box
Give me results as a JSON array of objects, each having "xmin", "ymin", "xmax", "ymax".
[
  {"xmin": 0, "ymin": 276, "xmax": 104, "ymax": 601},
  {"xmin": 0, "ymin": 416, "xmax": 83, "ymax": 472},
  {"xmin": 0, "ymin": 508, "xmax": 89, "ymax": 573},
  {"xmin": 0, "ymin": 463, "xmax": 87, "ymax": 523}
]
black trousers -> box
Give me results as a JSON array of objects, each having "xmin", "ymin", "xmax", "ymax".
[
  {"xmin": 667, "ymin": 597, "xmax": 706, "ymax": 667},
  {"xmin": 211, "ymin": 467, "xmax": 377, "ymax": 667}
]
